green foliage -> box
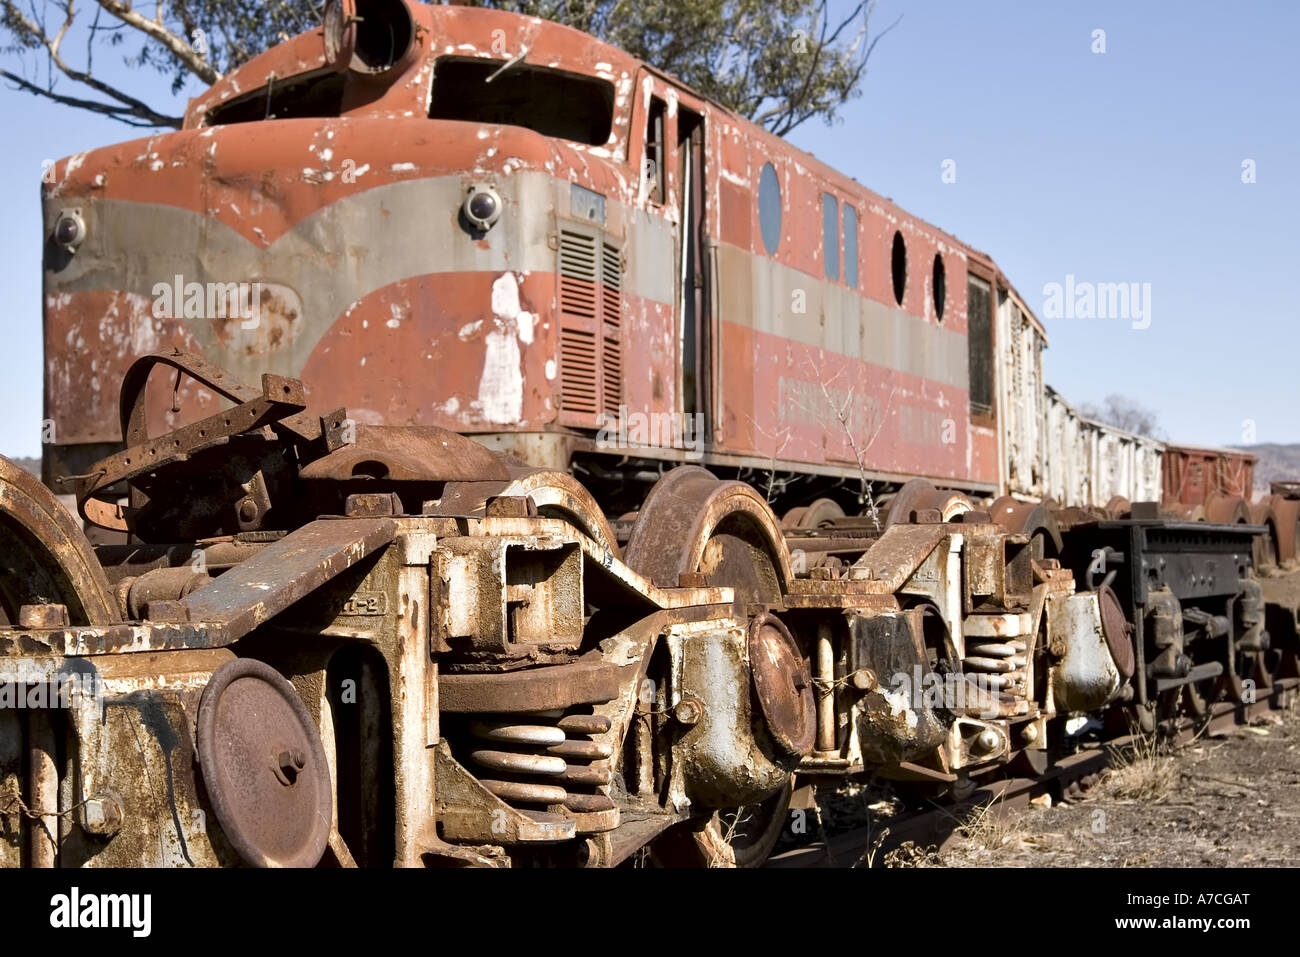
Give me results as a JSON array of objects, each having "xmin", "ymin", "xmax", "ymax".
[
  {"xmin": 134, "ymin": 2, "xmax": 324, "ymax": 92},
  {"xmin": 1, "ymin": 0, "xmax": 893, "ymax": 132},
  {"xmin": 469, "ymin": 0, "xmax": 894, "ymax": 135}
]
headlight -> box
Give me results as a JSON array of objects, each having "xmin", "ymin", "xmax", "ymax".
[
  {"xmin": 462, "ymin": 184, "xmax": 503, "ymax": 232},
  {"xmin": 53, "ymin": 210, "xmax": 86, "ymax": 251}
]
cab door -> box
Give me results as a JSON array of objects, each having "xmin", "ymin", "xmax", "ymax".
[{"xmin": 631, "ymin": 70, "xmax": 714, "ymax": 452}]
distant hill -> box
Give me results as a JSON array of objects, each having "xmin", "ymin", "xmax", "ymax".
[{"xmin": 1233, "ymin": 443, "xmax": 1300, "ymax": 496}]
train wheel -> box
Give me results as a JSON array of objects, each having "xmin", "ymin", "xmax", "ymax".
[
  {"xmin": 715, "ymin": 784, "xmax": 795, "ymax": 866},
  {"xmin": 649, "ymin": 783, "xmax": 793, "ymax": 868},
  {"xmin": 879, "ymin": 479, "xmax": 932, "ymax": 528},
  {"xmin": 1267, "ymin": 494, "xmax": 1300, "ymax": 564},
  {"xmin": 436, "ymin": 469, "xmax": 622, "ymax": 560},
  {"xmin": 782, "ymin": 497, "xmax": 845, "ymax": 530},
  {"xmin": 883, "ymin": 479, "xmax": 972, "ymax": 528},
  {"xmin": 1205, "ymin": 494, "xmax": 1251, "ymax": 526},
  {"xmin": 1183, "ymin": 671, "xmax": 1219, "ymax": 722},
  {"xmin": 1105, "ymin": 497, "xmax": 1132, "ymax": 520},
  {"xmin": 1248, "ymin": 502, "xmax": 1280, "ymax": 573},
  {"xmin": 989, "ymin": 496, "xmax": 1064, "ymax": 561},
  {"xmin": 1225, "ymin": 648, "xmax": 1275, "ymax": 705},
  {"xmin": 624, "ymin": 468, "xmax": 796, "ymax": 866},
  {"xmin": 500, "ymin": 469, "xmax": 623, "ymax": 560},
  {"xmin": 0, "ymin": 455, "xmax": 117, "ymax": 625},
  {"xmin": 624, "ymin": 466, "xmax": 791, "ymax": 602}
]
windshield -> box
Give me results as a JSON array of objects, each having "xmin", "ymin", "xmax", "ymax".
[{"xmin": 428, "ymin": 57, "xmax": 615, "ymax": 147}]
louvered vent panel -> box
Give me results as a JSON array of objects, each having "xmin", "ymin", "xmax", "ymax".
[
  {"xmin": 559, "ymin": 328, "xmax": 598, "ymax": 416},
  {"xmin": 558, "ymin": 226, "xmax": 624, "ymax": 426},
  {"xmin": 558, "ymin": 229, "xmax": 600, "ymax": 423},
  {"xmin": 559, "ymin": 230, "xmax": 599, "ymax": 321},
  {"xmin": 601, "ymin": 240, "xmax": 623, "ymax": 413}
]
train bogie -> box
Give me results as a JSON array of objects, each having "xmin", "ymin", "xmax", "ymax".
[
  {"xmin": 16, "ymin": 0, "xmax": 1299, "ymax": 869},
  {"xmin": 3, "ymin": 353, "xmax": 1297, "ymax": 867}
]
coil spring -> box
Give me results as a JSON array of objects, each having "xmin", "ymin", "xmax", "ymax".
[
  {"xmin": 468, "ymin": 709, "xmax": 615, "ymax": 815},
  {"xmin": 963, "ymin": 639, "xmax": 1028, "ymax": 700}
]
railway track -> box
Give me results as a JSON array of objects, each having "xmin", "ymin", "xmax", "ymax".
[{"xmin": 768, "ymin": 678, "xmax": 1300, "ymax": 868}]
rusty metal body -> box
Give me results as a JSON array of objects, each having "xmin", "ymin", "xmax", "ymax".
[
  {"xmin": 40, "ymin": 0, "xmax": 1017, "ymax": 511},
  {"xmin": 14, "ymin": 1, "xmax": 1300, "ymax": 868},
  {"xmin": 1, "ymin": 352, "xmax": 1297, "ymax": 868},
  {"xmin": 1162, "ymin": 444, "xmax": 1256, "ymax": 508},
  {"xmin": 38, "ymin": 0, "xmax": 1264, "ymax": 523}
]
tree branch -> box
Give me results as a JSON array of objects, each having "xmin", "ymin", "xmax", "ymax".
[
  {"xmin": 0, "ymin": 65, "xmax": 179, "ymax": 125},
  {"xmin": 94, "ymin": 0, "xmax": 219, "ymax": 83},
  {"xmin": 2, "ymin": 0, "xmax": 182, "ymax": 124}
]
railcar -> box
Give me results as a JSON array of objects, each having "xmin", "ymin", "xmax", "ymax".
[
  {"xmin": 38, "ymin": 0, "xmax": 1054, "ymax": 515},
  {"xmin": 7, "ymin": 0, "xmax": 1296, "ymax": 868}
]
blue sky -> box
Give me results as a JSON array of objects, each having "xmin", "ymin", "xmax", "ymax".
[{"xmin": 0, "ymin": 0, "xmax": 1296, "ymax": 457}]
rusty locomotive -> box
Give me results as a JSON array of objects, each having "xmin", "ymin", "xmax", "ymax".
[{"xmin": 5, "ymin": 0, "xmax": 1297, "ymax": 868}]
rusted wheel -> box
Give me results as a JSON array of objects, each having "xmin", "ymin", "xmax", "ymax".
[
  {"xmin": 624, "ymin": 469, "xmax": 800, "ymax": 866},
  {"xmin": 1224, "ymin": 646, "xmax": 1275, "ymax": 705},
  {"xmin": 649, "ymin": 782, "xmax": 794, "ymax": 869},
  {"xmin": 707, "ymin": 782, "xmax": 794, "ymax": 867},
  {"xmin": 1267, "ymin": 494, "xmax": 1300, "ymax": 564},
  {"xmin": 435, "ymin": 468, "xmax": 622, "ymax": 561},
  {"xmin": 1165, "ymin": 502, "xmax": 1207, "ymax": 522},
  {"xmin": 879, "ymin": 479, "xmax": 934, "ymax": 528},
  {"xmin": 881, "ymin": 479, "xmax": 972, "ymax": 528},
  {"xmin": 499, "ymin": 469, "xmax": 622, "ymax": 560},
  {"xmin": 1205, "ymin": 494, "xmax": 1251, "ymax": 526},
  {"xmin": 1053, "ymin": 505, "xmax": 1109, "ymax": 531},
  {"xmin": 989, "ymin": 496, "xmax": 1064, "ymax": 559},
  {"xmin": 624, "ymin": 466, "xmax": 790, "ymax": 604},
  {"xmin": 782, "ymin": 497, "xmax": 845, "ymax": 530},
  {"xmin": 1247, "ymin": 502, "xmax": 1279, "ymax": 572},
  {"xmin": 0, "ymin": 455, "xmax": 116, "ymax": 625},
  {"xmin": 1182, "ymin": 637, "xmax": 1274, "ymax": 718},
  {"xmin": 1104, "ymin": 496, "xmax": 1132, "ymax": 520}
]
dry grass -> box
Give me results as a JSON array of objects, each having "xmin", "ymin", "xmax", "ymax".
[
  {"xmin": 883, "ymin": 840, "xmax": 944, "ymax": 868},
  {"xmin": 1097, "ymin": 732, "xmax": 1179, "ymax": 802},
  {"xmin": 851, "ymin": 824, "xmax": 891, "ymax": 868},
  {"xmin": 705, "ymin": 808, "xmax": 749, "ymax": 867},
  {"xmin": 955, "ymin": 794, "xmax": 1025, "ymax": 852}
]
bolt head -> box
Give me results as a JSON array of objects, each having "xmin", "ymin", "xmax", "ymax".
[
  {"xmin": 850, "ymin": 668, "xmax": 877, "ymax": 691},
  {"xmin": 82, "ymin": 793, "xmax": 123, "ymax": 837},
  {"xmin": 673, "ymin": 697, "xmax": 703, "ymax": 726}
]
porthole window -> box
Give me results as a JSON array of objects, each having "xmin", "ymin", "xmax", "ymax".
[
  {"xmin": 933, "ymin": 254, "xmax": 946, "ymax": 320},
  {"xmin": 843, "ymin": 205, "xmax": 859, "ymax": 288},
  {"xmin": 821, "ymin": 193, "xmax": 839, "ymax": 281},
  {"xmin": 759, "ymin": 162, "xmax": 782, "ymax": 255},
  {"xmin": 890, "ymin": 231, "xmax": 907, "ymax": 305}
]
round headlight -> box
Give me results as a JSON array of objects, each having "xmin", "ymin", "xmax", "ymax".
[
  {"xmin": 53, "ymin": 210, "xmax": 86, "ymax": 251},
  {"xmin": 462, "ymin": 184, "xmax": 503, "ymax": 232}
]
